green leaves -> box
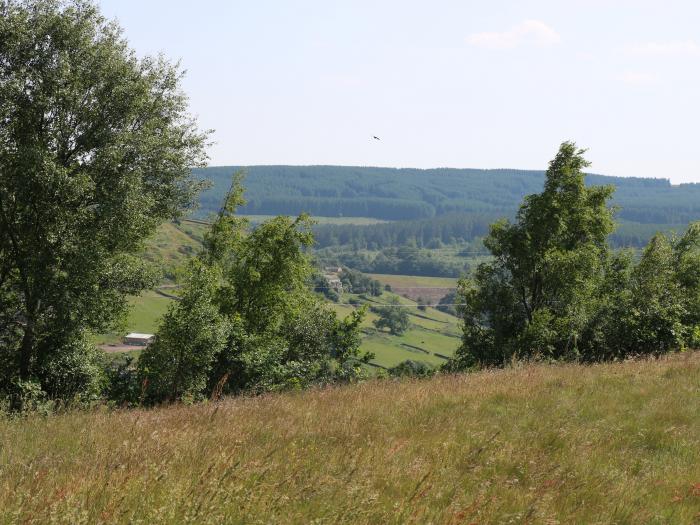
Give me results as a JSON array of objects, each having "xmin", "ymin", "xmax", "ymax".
[
  {"xmin": 451, "ymin": 142, "xmax": 616, "ymax": 368},
  {"xmin": 0, "ymin": 0, "xmax": 208, "ymax": 403},
  {"xmin": 138, "ymin": 260, "xmax": 229, "ymax": 403},
  {"xmin": 373, "ymin": 297, "xmax": 410, "ymax": 336},
  {"xmin": 138, "ymin": 176, "xmax": 370, "ymax": 403},
  {"xmin": 451, "ymin": 142, "xmax": 700, "ymax": 371}
]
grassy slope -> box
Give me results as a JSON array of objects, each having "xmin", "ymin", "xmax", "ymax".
[
  {"xmin": 141, "ymin": 222, "xmax": 203, "ymax": 268},
  {"xmin": 2, "ymin": 353, "xmax": 699, "ymax": 523},
  {"xmin": 318, "ymin": 292, "xmax": 461, "ymax": 369}
]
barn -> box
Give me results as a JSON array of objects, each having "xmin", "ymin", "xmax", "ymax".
[{"xmin": 123, "ymin": 333, "xmax": 154, "ymax": 346}]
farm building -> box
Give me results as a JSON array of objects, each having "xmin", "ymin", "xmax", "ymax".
[
  {"xmin": 123, "ymin": 333, "xmax": 154, "ymax": 346},
  {"xmin": 324, "ymin": 275, "xmax": 343, "ymax": 292},
  {"xmin": 323, "ymin": 266, "xmax": 344, "ymax": 292}
]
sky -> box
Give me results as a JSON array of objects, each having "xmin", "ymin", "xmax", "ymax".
[{"xmin": 98, "ymin": 0, "xmax": 700, "ymax": 183}]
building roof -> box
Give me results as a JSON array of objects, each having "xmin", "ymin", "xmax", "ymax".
[{"xmin": 125, "ymin": 333, "xmax": 154, "ymax": 339}]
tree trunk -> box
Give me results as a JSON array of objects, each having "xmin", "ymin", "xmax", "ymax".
[
  {"xmin": 10, "ymin": 315, "xmax": 36, "ymax": 411},
  {"xmin": 18, "ymin": 315, "xmax": 35, "ymax": 381}
]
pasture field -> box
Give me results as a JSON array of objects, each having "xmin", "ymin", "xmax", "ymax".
[
  {"xmin": 363, "ymin": 276, "xmax": 460, "ymax": 305},
  {"xmin": 325, "ymin": 292, "xmax": 460, "ymax": 368},
  {"xmin": 360, "ymin": 332, "xmax": 452, "ymax": 368},
  {"xmin": 95, "ymin": 291, "xmax": 173, "ymax": 345},
  {"xmin": 2, "ymin": 352, "xmax": 699, "ymax": 524},
  {"xmin": 100, "ymin": 290, "xmax": 460, "ymax": 370},
  {"xmin": 368, "ymin": 273, "xmax": 459, "ymax": 289},
  {"xmin": 126, "ymin": 291, "xmax": 173, "ymax": 332}
]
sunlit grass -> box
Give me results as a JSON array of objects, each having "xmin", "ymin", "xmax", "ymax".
[
  {"xmin": 368, "ymin": 273, "xmax": 459, "ymax": 288},
  {"xmin": 3, "ymin": 353, "xmax": 698, "ymax": 523}
]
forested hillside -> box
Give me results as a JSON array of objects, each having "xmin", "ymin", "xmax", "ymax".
[{"xmin": 194, "ymin": 165, "xmax": 700, "ymax": 225}]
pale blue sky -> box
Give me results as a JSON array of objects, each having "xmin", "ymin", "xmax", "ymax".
[{"xmin": 99, "ymin": 0, "xmax": 700, "ymax": 183}]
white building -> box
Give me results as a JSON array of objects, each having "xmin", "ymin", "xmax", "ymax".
[{"xmin": 123, "ymin": 333, "xmax": 154, "ymax": 346}]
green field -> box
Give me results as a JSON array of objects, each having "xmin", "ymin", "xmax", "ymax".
[
  {"xmin": 126, "ymin": 291, "xmax": 172, "ymax": 332},
  {"xmin": 95, "ymin": 291, "xmax": 173, "ymax": 345},
  {"xmin": 184, "ymin": 215, "xmax": 389, "ymax": 226},
  {"xmin": 362, "ymin": 330, "xmax": 459, "ymax": 368},
  {"xmin": 368, "ymin": 273, "xmax": 458, "ymax": 289},
  {"xmin": 329, "ymin": 292, "xmax": 461, "ymax": 368},
  {"xmin": 100, "ymin": 289, "xmax": 461, "ymax": 370},
  {"xmin": 3, "ymin": 352, "xmax": 699, "ymax": 523}
]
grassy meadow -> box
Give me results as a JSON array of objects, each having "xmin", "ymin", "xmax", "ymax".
[
  {"xmin": 95, "ymin": 291, "xmax": 173, "ymax": 346},
  {"xmin": 96, "ymin": 290, "xmax": 461, "ymax": 368},
  {"xmin": 307, "ymin": 291, "xmax": 461, "ymax": 369},
  {"xmin": 368, "ymin": 273, "xmax": 459, "ymax": 289},
  {"xmin": 2, "ymin": 352, "xmax": 699, "ymax": 524}
]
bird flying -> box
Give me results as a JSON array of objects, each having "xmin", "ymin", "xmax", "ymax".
[{"xmin": 373, "ymin": 135, "xmax": 380, "ymax": 140}]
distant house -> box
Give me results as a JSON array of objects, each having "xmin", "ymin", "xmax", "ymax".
[
  {"xmin": 321, "ymin": 266, "xmax": 343, "ymax": 292},
  {"xmin": 123, "ymin": 333, "xmax": 154, "ymax": 346},
  {"xmin": 324, "ymin": 275, "xmax": 343, "ymax": 292}
]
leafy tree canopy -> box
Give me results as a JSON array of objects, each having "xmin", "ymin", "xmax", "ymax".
[
  {"xmin": 448, "ymin": 142, "xmax": 700, "ymax": 371},
  {"xmin": 138, "ymin": 176, "xmax": 371, "ymax": 404},
  {"xmin": 0, "ymin": 0, "xmax": 208, "ymax": 405},
  {"xmin": 450, "ymin": 143, "xmax": 615, "ymax": 367},
  {"xmin": 373, "ymin": 297, "xmax": 410, "ymax": 336}
]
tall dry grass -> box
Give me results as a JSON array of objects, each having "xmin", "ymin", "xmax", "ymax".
[{"xmin": 1, "ymin": 353, "xmax": 699, "ymax": 524}]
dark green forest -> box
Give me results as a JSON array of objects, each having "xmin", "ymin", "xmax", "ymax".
[
  {"xmin": 194, "ymin": 165, "xmax": 700, "ymax": 223},
  {"xmin": 194, "ymin": 165, "xmax": 700, "ymax": 249}
]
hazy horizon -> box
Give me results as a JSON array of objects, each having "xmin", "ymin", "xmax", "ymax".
[{"xmin": 99, "ymin": 0, "xmax": 700, "ymax": 183}]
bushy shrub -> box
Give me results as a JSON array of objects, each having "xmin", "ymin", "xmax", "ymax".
[{"xmin": 36, "ymin": 335, "xmax": 104, "ymax": 403}]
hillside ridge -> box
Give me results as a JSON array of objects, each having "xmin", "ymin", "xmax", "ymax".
[{"xmin": 192, "ymin": 165, "xmax": 700, "ymax": 225}]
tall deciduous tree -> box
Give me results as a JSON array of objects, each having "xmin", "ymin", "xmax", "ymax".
[
  {"xmin": 138, "ymin": 176, "xmax": 371, "ymax": 404},
  {"xmin": 0, "ymin": 0, "xmax": 208, "ymax": 402},
  {"xmin": 449, "ymin": 142, "xmax": 616, "ymax": 369}
]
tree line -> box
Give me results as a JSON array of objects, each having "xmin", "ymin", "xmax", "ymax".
[
  {"xmin": 317, "ymin": 246, "xmax": 469, "ymax": 278},
  {"xmin": 312, "ymin": 213, "xmax": 494, "ymax": 250},
  {"xmin": 313, "ymin": 212, "xmax": 685, "ymax": 252},
  {"xmin": 221, "ymin": 196, "xmax": 437, "ymax": 221}
]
